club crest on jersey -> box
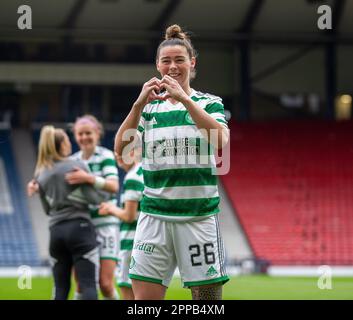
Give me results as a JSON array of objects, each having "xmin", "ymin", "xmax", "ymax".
[{"xmin": 185, "ymin": 113, "xmax": 194, "ymax": 125}]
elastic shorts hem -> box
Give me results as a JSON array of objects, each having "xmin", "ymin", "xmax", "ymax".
[
  {"xmin": 142, "ymin": 211, "xmax": 219, "ymax": 221},
  {"xmin": 100, "ymin": 257, "xmax": 118, "ymax": 262},
  {"xmin": 117, "ymin": 282, "xmax": 132, "ymax": 288},
  {"xmin": 183, "ymin": 276, "xmax": 230, "ymax": 288},
  {"xmin": 129, "ymin": 274, "xmax": 164, "ymax": 285}
]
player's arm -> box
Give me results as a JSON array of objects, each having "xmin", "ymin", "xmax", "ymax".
[
  {"xmin": 36, "ymin": 182, "xmax": 51, "ymax": 215},
  {"xmin": 115, "ymin": 77, "xmax": 167, "ymax": 159},
  {"xmin": 102, "ymin": 177, "xmax": 119, "ymax": 193},
  {"xmin": 65, "ymin": 166, "xmax": 119, "ymax": 193},
  {"xmin": 160, "ymin": 75, "xmax": 229, "ymax": 149},
  {"xmin": 181, "ymin": 98, "xmax": 229, "ymax": 149},
  {"xmin": 99, "ymin": 201, "xmax": 138, "ymax": 223}
]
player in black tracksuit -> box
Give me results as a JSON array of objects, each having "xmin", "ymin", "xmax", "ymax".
[{"xmin": 29, "ymin": 125, "xmax": 110, "ymax": 300}]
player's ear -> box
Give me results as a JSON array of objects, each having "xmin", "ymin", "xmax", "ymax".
[
  {"xmin": 156, "ymin": 60, "xmax": 161, "ymax": 73},
  {"xmin": 190, "ymin": 57, "xmax": 196, "ymax": 70}
]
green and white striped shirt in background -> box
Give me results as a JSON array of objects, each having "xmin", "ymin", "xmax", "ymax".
[
  {"xmin": 138, "ymin": 89, "xmax": 228, "ymax": 222},
  {"xmin": 120, "ymin": 163, "xmax": 143, "ymax": 251},
  {"xmin": 71, "ymin": 145, "xmax": 119, "ymax": 227}
]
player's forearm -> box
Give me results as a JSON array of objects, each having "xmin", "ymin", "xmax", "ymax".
[
  {"xmin": 108, "ymin": 207, "xmax": 134, "ymax": 223},
  {"xmin": 88, "ymin": 175, "xmax": 118, "ymax": 194},
  {"xmin": 102, "ymin": 178, "xmax": 119, "ymax": 193},
  {"xmin": 181, "ymin": 97, "xmax": 229, "ymax": 149},
  {"xmin": 107, "ymin": 207, "xmax": 124, "ymax": 219},
  {"xmin": 115, "ymin": 104, "xmax": 143, "ymax": 158}
]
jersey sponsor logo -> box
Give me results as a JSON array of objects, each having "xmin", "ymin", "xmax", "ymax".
[
  {"xmin": 145, "ymin": 137, "xmax": 200, "ymax": 161},
  {"xmin": 133, "ymin": 241, "xmax": 156, "ymax": 255},
  {"xmin": 206, "ymin": 265, "xmax": 218, "ymax": 277}
]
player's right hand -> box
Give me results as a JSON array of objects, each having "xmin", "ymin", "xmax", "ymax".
[
  {"xmin": 134, "ymin": 77, "xmax": 168, "ymax": 109},
  {"xmin": 27, "ymin": 179, "xmax": 39, "ymax": 197}
]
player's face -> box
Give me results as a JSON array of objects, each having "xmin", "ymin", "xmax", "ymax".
[
  {"xmin": 74, "ymin": 124, "xmax": 99, "ymax": 153},
  {"xmin": 157, "ymin": 45, "xmax": 195, "ymax": 88},
  {"xmin": 60, "ymin": 134, "xmax": 72, "ymax": 157}
]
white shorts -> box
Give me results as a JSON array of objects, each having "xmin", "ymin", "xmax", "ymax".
[
  {"xmin": 116, "ymin": 250, "xmax": 132, "ymax": 288},
  {"xmin": 96, "ymin": 224, "xmax": 120, "ymax": 262},
  {"xmin": 129, "ymin": 213, "xmax": 229, "ymax": 288}
]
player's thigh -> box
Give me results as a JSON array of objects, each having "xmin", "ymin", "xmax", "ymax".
[
  {"xmin": 173, "ymin": 215, "xmax": 229, "ymax": 288},
  {"xmin": 99, "ymin": 259, "xmax": 117, "ymax": 283},
  {"xmin": 117, "ymin": 251, "xmax": 135, "ymax": 299},
  {"xmin": 49, "ymin": 221, "xmax": 71, "ymax": 262},
  {"xmin": 119, "ymin": 286, "xmax": 134, "ymax": 300},
  {"xmin": 117, "ymin": 250, "xmax": 132, "ymax": 288},
  {"xmin": 69, "ymin": 219, "xmax": 98, "ymax": 252},
  {"xmin": 96, "ymin": 224, "xmax": 120, "ymax": 262},
  {"xmin": 132, "ymin": 279, "xmax": 167, "ymax": 300},
  {"xmin": 129, "ymin": 213, "xmax": 176, "ymax": 288}
]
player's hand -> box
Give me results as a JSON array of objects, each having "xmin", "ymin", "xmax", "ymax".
[
  {"xmin": 98, "ymin": 202, "xmax": 115, "ymax": 216},
  {"xmin": 65, "ymin": 167, "xmax": 94, "ymax": 185},
  {"xmin": 160, "ymin": 75, "xmax": 188, "ymax": 102},
  {"xmin": 27, "ymin": 179, "xmax": 39, "ymax": 196},
  {"xmin": 134, "ymin": 77, "xmax": 168, "ymax": 109}
]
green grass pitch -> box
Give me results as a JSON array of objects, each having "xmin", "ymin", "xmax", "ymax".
[{"xmin": 1, "ymin": 275, "xmax": 353, "ymax": 300}]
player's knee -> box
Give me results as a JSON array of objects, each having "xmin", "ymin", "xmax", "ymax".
[
  {"xmin": 120, "ymin": 287, "xmax": 134, "ymax": 300},
  {"xmin": 99, "ymin": 277, "xmax": 114, "ymax": 294},
  {"xmin": 133, "ymin": 288, "xmax": 152, "ymax": 300}
]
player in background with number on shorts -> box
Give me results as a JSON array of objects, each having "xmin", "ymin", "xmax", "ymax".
[
  {"xmin": 99, "ymin": 139, "xmax": 143, "ymax": 300},
  {"xmin": 67, "ymin": 115, "xmax": 120, "ymax": 300}
]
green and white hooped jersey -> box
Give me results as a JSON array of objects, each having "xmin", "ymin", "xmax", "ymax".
[
  {"xmin": 120, "ymin": 163, "xmax": 144, "ymax": 252},
  {"xmin": 71, "ymin": 146, "xmax": 119, "ymax": 227},
  {"xmin": 138, "ymin": 89, "xmax": 228, "ymax": 222}
]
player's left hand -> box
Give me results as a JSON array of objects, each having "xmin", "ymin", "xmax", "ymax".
[
  {"xmin": 160, "ymin": 75, "xmax": 188, "ymax": 102},
  {"xmin": 98, "ymin": 202, "xmax": 115, "ymax": 216}
]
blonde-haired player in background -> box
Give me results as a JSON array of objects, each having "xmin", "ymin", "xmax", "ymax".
[{"xmin": 29, "ymin": 125, "xmax": 108, "ymax": 300}]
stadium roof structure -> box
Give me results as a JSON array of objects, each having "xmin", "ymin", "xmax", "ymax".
[
  {"xmin": 0, "ymin": 0, "xmax": 352, "ymax": 120},
  {"xmin": 0, "ymin": 0, "xmax": 352, "ymax": 45}
]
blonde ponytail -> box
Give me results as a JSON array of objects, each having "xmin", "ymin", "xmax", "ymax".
[{"xmin": 34, "ymin": 125, "xmax": 66, "ymax": 176}]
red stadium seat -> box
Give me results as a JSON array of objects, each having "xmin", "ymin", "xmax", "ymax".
[{"xmin": 221, "ymin": 120, "xmax": 353, "ymax": 265}]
